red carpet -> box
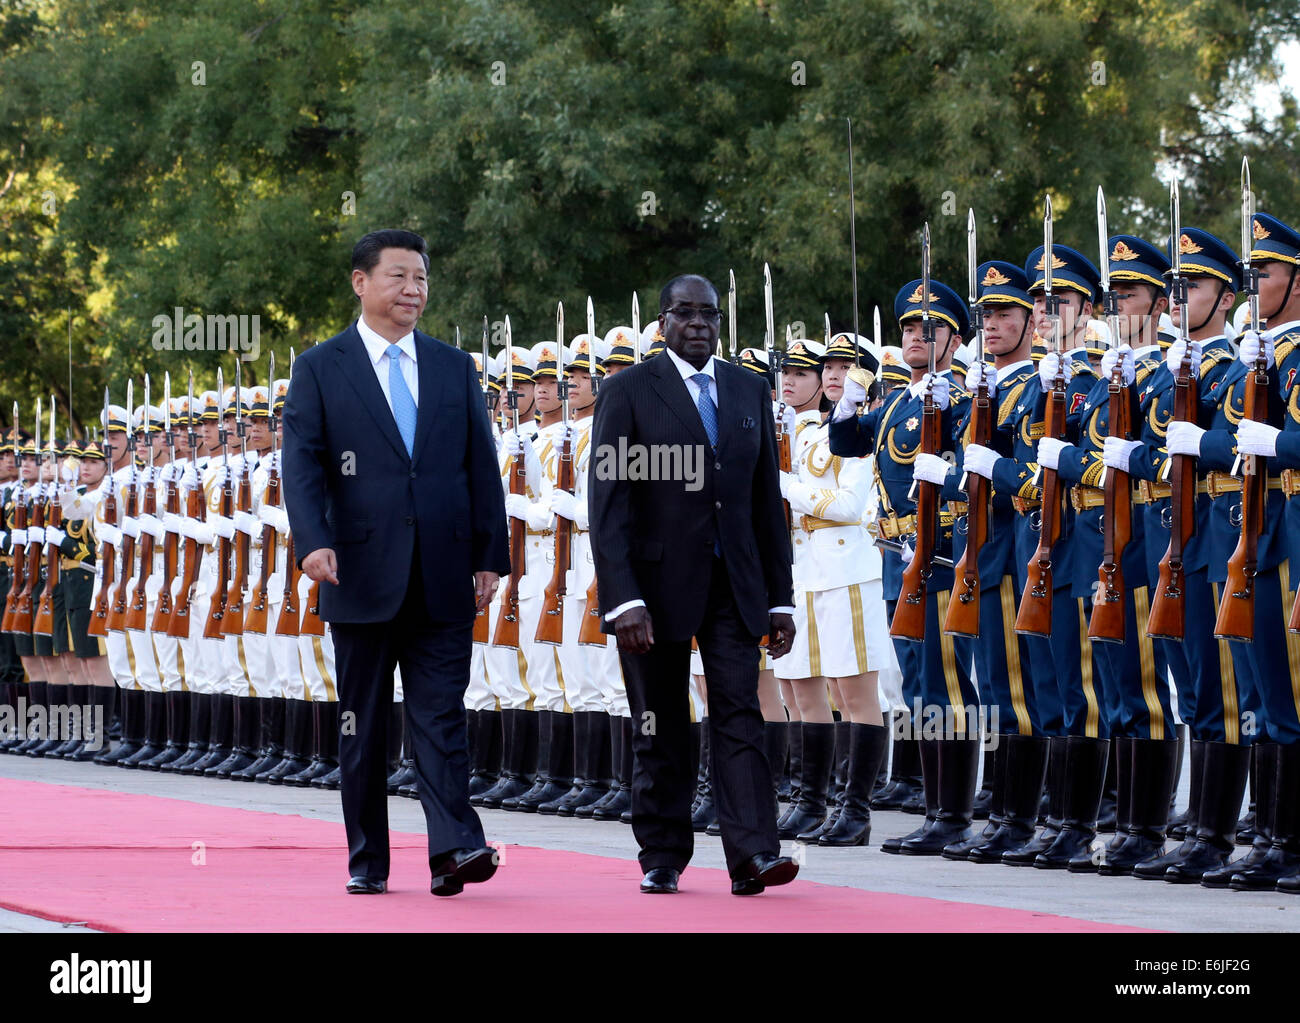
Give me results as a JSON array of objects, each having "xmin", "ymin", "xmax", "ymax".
[{"xmin": 0, "ymin": 778, "xmax": 1146, "ymax": 932}]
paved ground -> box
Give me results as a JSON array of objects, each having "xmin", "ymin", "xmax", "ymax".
[{"xmin": 0, "ymin": 751, "xmax": 1294, "ymax": 932}]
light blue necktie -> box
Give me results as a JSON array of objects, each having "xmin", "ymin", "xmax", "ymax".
[
  {"xmin": 387, "ymin": 344, "xmax": 417, "ymax": 457},
  {"xmin": 692, "ymin": 373, "xmax": 718, "ymax": 448}
]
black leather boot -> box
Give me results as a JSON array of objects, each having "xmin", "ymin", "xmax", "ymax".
[
  {"xmin": 874, "ymin": 714, "xmax": 922, "ymax": 811},
  {"xmin": 1236, "ymin": 741, "xmax": 1259, "ymax": 846},
  {"xmin": 121, "ymin": 691, "xmax": 168, "ymax": 768},
  {"xmin": 387, "ymin": 703, "xmax": 416, "ymax": 793},
  {"xmin": 1224, "ymin": 743, "xmax": 1300, "ymax": 890},
  {"xmin": 308, "ymin": 703, "xmax": 341, "ymax": 789},
  {"xmin": 187, "ymin": 693, "xmax": 234, "ymax": 775},
  {"xmin": 231, "ymin": 697, "xmax": 280, "ymax": 780},
  {"xmin": 68, "ymin": 686, "xmax": 111, "ymax": 762},
  {"xmin": 973, "ymin": 746, "xmax": 996, "ymax": 820},
  {"xmin": 945, "ymin": 737, "xmax": 1006, "ymax": 858},
  {"xmin": 142, "ymin": 691, "xmax": 191, "ymax": 771},
  {"xmin": 780, "ymin": 719, "xmax": 802, "ymax": 808},
  {"xmin": 883, "ymin": 734, "xmax": 940, "ymax": 854},
  {"xmin": 47, "ymin": 684, "xmax": 83, "ymax": 757},
  {"xmin": 968, "ymin": 733, "xmax": 1049, "ymax": 863},
  {"xmin": 1003, "ymin": 734, "xmax": 1068, "ymax": 865},
  {"xmin": 1077, "ymin": 734, "xmax": 1131, "ymax": 871},
  {"xmin": 1163, "ymin": 740, "xmax": 1252, "ymax": 883},
  {"xmin": 761, "ymin": 720, "xmax": 788, "ymax": 816},
  {"xmin": 818, "ymin": 723, "xmax": 888, "ymax": 846},
  {"xmin": 212, "ymin": 696, "xmax": 259, "ymax": 777},
  {"xmin": 1095, "ymin": 732, "xmax": 1120, "ymax": 833},
  {"xmin": 265, "ymin": 698, "xmax": 311, "ymax": 784},
  {"xmin": 540, "ymin": 711, "xmax": 596, "ymax": 816},
  {"xmin": 501, "ymin": 707, "xmax": 549, "ymax": 811},
  {"xmin": 479, "ymin": 709, "xmax": 540, "ymax": 809},
  {"xmin": 284, "ymin": 700, "xmax": 328, "ymax": 786},
  {"xmin": 512, "ymin": 711, "xmax": 575, "ymax": 811},
  {"xmin": 782, "ymin": 722, "xmax": 835, "ymax": 840},
  {"xmin": 15, "ymin": 681, "xmax": 49, "ymax": 755},
  {"xmin": 1133, "ymin": 738, "xmax": 1203, "ymax": 877},
  {"xmin": 1198, "ymin": 742, "xmax": 1275, "ymax": 887},
  {"xmin": 1095, "ymin": 738, "xmax": 1180, "ymax": 875},
  {"xmin": 95, "ymin": 687, "xmax": 139, "ymax": 765},
  {"xmin": 167, "ymin": 692, "xmax": 212, "ymax": 772},
  {"xmin": 468, "ymin": 709, "xmax": 503, "ymax": 798},
  {"xmin": 1035, "ymin": 736, "xmax": 1109, "ymax": 868},
  {"xmin": 900, "ymin": 735, "xmax": 980, "ymax": 855},
  {"xmin": 798, "ymin": 720, "xmax": 852, "ymax": 842},
  {"xmin": 592, "ymin": 716, "xmax": 634, "ymax": 821},
  {"xmin": 689, "ymin": 718, "xmax": 716, "ymax": 830},
  {"xmin": 584, "ymin": 714, "xmax": 625, "ymax": 820},
  {"xmin": 776, "ymin": 718, "xmax": 794, "ymax": 803},
  {"xmin": 0, "ymin": 682, "xmax": 18, "ymax": 750}
]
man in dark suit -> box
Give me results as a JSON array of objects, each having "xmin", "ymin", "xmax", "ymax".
[
  {"xmin": 281, "ymin": 229, "xmax": 510, "ymax": 896},
  {"xmin": 589, "ymin": 273, "xmax": 800, "ymax": 895}
]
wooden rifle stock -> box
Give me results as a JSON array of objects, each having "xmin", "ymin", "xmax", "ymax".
[
  {"xmin": 244, "ymin": 461, "xmax": 280, "ymax": 635},
  {"xmin": 1088, "ymin": 368, "xmax": 1133, "ymax": 643},
  {"xmin": 535, "ymin": 432, "xmax": 574, "ymax": 646},
  {"xmin": 1148, "ymin": 361, "xmax": 1199, "ymax": 639},
  {"xmin": 1215, "ymin": 364, "xmax": 1267, "ymax": 641},
  {"xmin": 221, "ymin": 459, "xmax": 252, "ymax": 635},
  {"xmin": 491, "ymin": 454, "xmax": 526, "ymax": 648},
  {"xmin": 273, "ymin": 532, "xmax": 301, "ymax": 637},
  {"xmin": 166, "ymin": 481, "xmax": 204, "ymax": 638},
  {"xmin": 777, "ymin": 420, "xmax": 793, "ymax": 531},
  {"xmin": 945, "ymin": 380, "xmax": 993, "ymax": 638},
  {"xmin": 1015, "ymin": 382, "xmax": 1067, "ymax": 637},
  {"xmin": 125, "ymin": 469, "xmax": 157, "ymax": 631},
  {"xmin": 87, "ymin": 482, "xmax": 117, "ymax": 638},
  {"xmin": 107, "ymin": 472, "xmax": 137, "ymax": 633},
  {"xmin": 152, "ymin": 468, "xmax": 179, "ymax": 632},
  {"xmin": 33, "ymin": 488, "xmax": 60, "ymax": 637},
  {"xmin": 891, "ymin": 399, "xmax": 939, "ymax": 642},
  {"xmin": 204, "ymin": 469, "xmax": 231, "ymax": 640},
  {"xmin": 578, "ymin": 576, "xmax": 605, "ymax": 646},
  {"xmin": 300, "ymin": 579, "xmax": 325, "ymax": 636},
  {"xmin": 13, "ymin": 488, "xmax": 44, "ymax": 634},
  {"xmin": 1, "ymin": 493, "xmax": 25, "ymax": 633}
]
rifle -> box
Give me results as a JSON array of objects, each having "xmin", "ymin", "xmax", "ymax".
[
  {"xmin": 1016, "ymin": 197, "xmax": 1066, "ymax": 637},
  {"xmin": 891, "ymin": 223, "xmax": 938, "ymax": 643},
  {"xmin": 153, "ymin": 374, "xmax": 179, "ymax": 631},
  {"xmin": 275, "ymin": 350, "xmax": 302, "ymax": 638},
  {"xmin": 87, "ymin": 391, "xmax": 116, "ymax": 638},
  {"xmin": 222, "ymin": 363, "xmax": 250, "ymax": 636},
  {"xmin": 946, "ymin": 210, "xmax": 990, "ymax": 637},
  {"xmin": 1088, "ymin": 186, "xmax": 1131, "ymax": 643},
  {"xmin": 1, "ymin": 403, "xmax": 23, "ymax": 633},
  {"xmin": 1217, "ymin": 158, "xmax": 1264, "ymax": 641},
  {"xmin": 245, "ymin": 353, "xmax": 278, "ymax": 635},
  {"xmin": 473, "ymin": 316, "xmax": 493, "ymax": 644},
  {"xmin": 765, "ymin": 263, "xmax": 793, "ymax": 529},
  {"xmin": 204, "ymin": 369, "xmax": 230, "ymax": 640},
  {"xmin": 494, "ymin": 316, "xmax": 525, "ymax": 648},
  {"xmin": 126, "ymin": 377, "xmax": 156, "ymax": 632},
  {"xmin": 536, "ymin": 301, "xmax": 570, "ymax": 646},
  {"xmin": 167, "ymin": 372, "xmax": 203, "ymax": 637},
  {"xmin": 1149, "ymin": 180, "xmax": 1198, "ymax": 639},
  {"xmin": 34, "ymin": 399, "xmax": 59, "ymax": 637}
]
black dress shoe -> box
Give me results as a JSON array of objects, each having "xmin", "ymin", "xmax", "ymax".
[
  {"xmin": 640, "ymin": 867, "xmax": 679, "ymax": 894},
  {"xmin": 345, "ymin": 877, "xmax": 386, "ymax": 894},
  {"xmin": 429, "ymin": 847, "xmax": 499, "ymax": 896},
  {"xmin": 730, "ymin": 852, "xmax": 798, "ymax": 895}
]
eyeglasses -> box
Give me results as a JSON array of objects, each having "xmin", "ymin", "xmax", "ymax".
[{"xmin": 664, "ymin": 305, "xmax": 723, "ymax": 322}]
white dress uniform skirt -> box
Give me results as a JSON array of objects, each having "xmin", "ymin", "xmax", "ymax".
[{"xmin": 772, "ymin": 580, "xmax": 892, "ymax": 681}]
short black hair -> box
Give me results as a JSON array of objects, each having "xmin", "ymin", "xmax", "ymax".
[
  {"xmin": 351, "ymin": 230, "xmax": 430, "ymax": 274},
  {"xmin": 660, "ymin": 274, "xmax": 718, "ymax": 311}
]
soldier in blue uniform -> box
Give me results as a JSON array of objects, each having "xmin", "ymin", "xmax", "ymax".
[
  {"xmin": 963, "ymin": 243, "xmax": 1102, "ymax": 865},
  {"xmin": 831, "ymin": 279, "xmax": 979, "ymax": 855},
  {"xmin": 1038, "ymin": 235, "xmax": 1174, "ymax": 873},
  {"xmin": 1205, "ymin": 211, "xmax": 1300, "ymax": 892},
  {"xmin": 1116, "ymin": 228, "xmax": 1242, "ymax": 881}
]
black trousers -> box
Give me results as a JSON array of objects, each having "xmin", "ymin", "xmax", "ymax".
[
  {"xmin": 619, "ymin": 555, "xmax": 779, "ymax": 875},
  {"xmin": 330, "ymin": 559, "xmax": 484, "ymax": 882}
]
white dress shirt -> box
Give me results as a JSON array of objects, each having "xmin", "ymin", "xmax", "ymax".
[
  {"xmin": 606, "ymin": 345, "xmax": 795, "ymax": 622},
  {"xmin": 357, "ymin": 316, "xmax": 419, "ymax": 410}
]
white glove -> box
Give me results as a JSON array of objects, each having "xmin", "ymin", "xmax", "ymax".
[
  {"xmin": 1103, "ymin": 437, "xmax": 1143, "ymax": 471},
  {"xmin": 899, "ymin": 539, "xmax": 915, "ymax": 566},
  {"xmin": 963, "ymin": 443, "xmax": 999, "ymax": 480},
  {"xmin": 97, "ymin": 524, "xmax": 121, "ymax": 548},
  {"xmin": 505, "ymin": 433, "xmax": 525, "ymax": 459},
  {"xmin": 550, "ymin": 489, "xmax": 583, "ymax": 523},
  {"xmin": 57, "ymin": 485, "xmax": 79, "ymax": 510},
  {"xmin": 912, "ymin": 452, "xmax": 953, "ymax": 486},
  {"xmin": 233, "ymin": 510, "xmax": 259, "ymax": 536},
  {"xmin": 136, "ymin": 513, "xmax": 164, "ymax": 542},
  {"xmin": 27, "ymin": 526, "xmax": 44, "ymax": 545},
  {"xmin": 181, "ymin": 464, "xmax": 200, "ymax": 491},
  {"xmin": 772, "ymin": 401, "xmax": 796, "ymax": 434},
  {"xmin": 1165, "ymin": 339, "xmax": 1203, "ymax": 377},
  {"xmin": 1166, "ymin": 421, "xmax": 1206, "ymax": 458},
  {"xmin": 1036, "ymin": 437, "xmax": 1068, "ymax": 471},
  {"xmin": 503, "ymin": 493, "xmax": 531, "ymax": 521},
  {"xmin": 119, "ymin": 516, "xmax": 141, "ymax": 540},
  {"xmin": 1100, "ymin": 345, "xmax": 1136, "ymax": 386},
  {"xmin": 162, "ymin": 512, "xmax": 185, "ymax": 535},
  {"xmin": 921, "ymin": 372, "xmax": 951, "ymax": 410},
  {"xmin": 1237, "ymin": 419, "xmax": 1281, "ymax": 458},
  {"xmin": 209, "ymin": 515, "xmax": 237, "ymax": 541},
  {"xmin": 1238, "ymin": 329, "xmax": 1274, "ymax": 370},
  {"xmin": 44, "ymin": 527, "xmax": 65, "ymax": 548},
  {"xmin": 964, "ymin": 362, "xmax": 994, "ymax": 394},
  {"xmin": 779, "ymin": 471, "xmax": 796, "ymax": 498},
  {"xmin": 191, "ymin": 521, "xmax": 215, "ymax": 546},
  {"xmin": 10, "ymin": 528, "xmax": 26, "ymax": 546},
  {"xmin": 1038, "ymin": 353, "xmax": 1074, "ymax": 390},
  {"xmin": 840, "ymin": 373, "xmax": 868, "ymax": 410},
  {"xmin": 60, "ymin": 461, "xmax": 77, "ymax": 484},
  {"xmin": 266, "ymin": 506, "xmax": 291, "ymax": 535}
]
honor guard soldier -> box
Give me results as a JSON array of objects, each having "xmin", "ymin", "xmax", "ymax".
[
  {"xmin": 830, "ymin": 277, "xmax": 980, "ymax": 855},
  {"xmin": 1199, "ymin": 210, "xmax": 1300, "ymax": 892},
  {"xmin": 0, "ymin": 433, "xmax": 24, "ymax": 749},
  {"xmin": 602, "ymin": 326, "xmax": 638, "ymax": 377}
]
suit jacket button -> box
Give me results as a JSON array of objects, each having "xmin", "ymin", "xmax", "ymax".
[
  {"xmin": 405, "ymin": 516, "xmax": 414, "ymax": 525},
  {"xmin": 714, "ymin": 501, "xmax": 722, "ymax": 509},
  {"xmin": 714, "ymin": 462, "xmax": 721, "ymax": 470},
  {"xmin": 409, "ymin": 471, "xmax": 417, "ymax": 479}
]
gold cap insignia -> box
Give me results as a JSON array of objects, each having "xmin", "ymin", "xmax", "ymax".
[
  {"xmin": 1178, "ymin": 233, "xmax": 1203, "ymax": 255},
  {"xmin": 907, "ymin": 285, "xmax": 938, "ymax": 304},
  {"xmin": 1254, "ymin": 219, "xmax": 1270, "ymax": 241},
  {"xmin": 790, "ymin": 342, "xmax": 806, "ymax": 356},
  {"xmin": 1034, "ymin": 253, "xmax": 1068, "ymax": 271},
  {"xmin": 981, "ymin": 266, "xmax": 1011, "ymax": 286},
  {"xmin": 511, "ymin": 351, "xmax": 527, "ymax": 365},
  {"xmin": 1110, "ymin": 240, "xmax": 1139, "ymax": 261},
  {"xmin": 275, "ymin": 383, "xmax": 288, "ymax": 396}
]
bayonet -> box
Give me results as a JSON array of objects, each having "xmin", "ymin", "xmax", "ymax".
[
  {"xmin": 632, "ymin": 292, "xmax": 641, "ymax": 365},
  {"xmin": 847, "ymin": 118, "xmax": 862, "ymax": 372},
  {"xmin": 728, "ymin": 270, "xmax": 737, "ymax": 363},
  {"xmin": 558, "ymin": 303, "xmax": 569, "ymax": 424},
  {"xmin": 505, "ymin": 314, "xmax": 519, "ymax": 436},
  {"xmin": 587, "ymin": 296, "xmax": 599, "ymax": 394}
]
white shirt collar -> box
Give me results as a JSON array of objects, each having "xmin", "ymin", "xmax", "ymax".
[
  {"xmin": 357, "ymin": 316, "xmax": 416, "ymax": 365},
  {"xmin": 664, "ymin": 345, "xmax": 718, "ymax": 383},
  {"xmin": 995, "ymin": 358, "xmax": 1032, "ymax": 384}
]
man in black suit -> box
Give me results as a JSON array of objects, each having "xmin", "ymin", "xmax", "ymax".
[
  {"xmin": 281, "ymin": 229, "xmax": 510, "ymax": 896},
  {"xmin": 589, "ymin": 274, "xmax": 800, "ymax": 895}
]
